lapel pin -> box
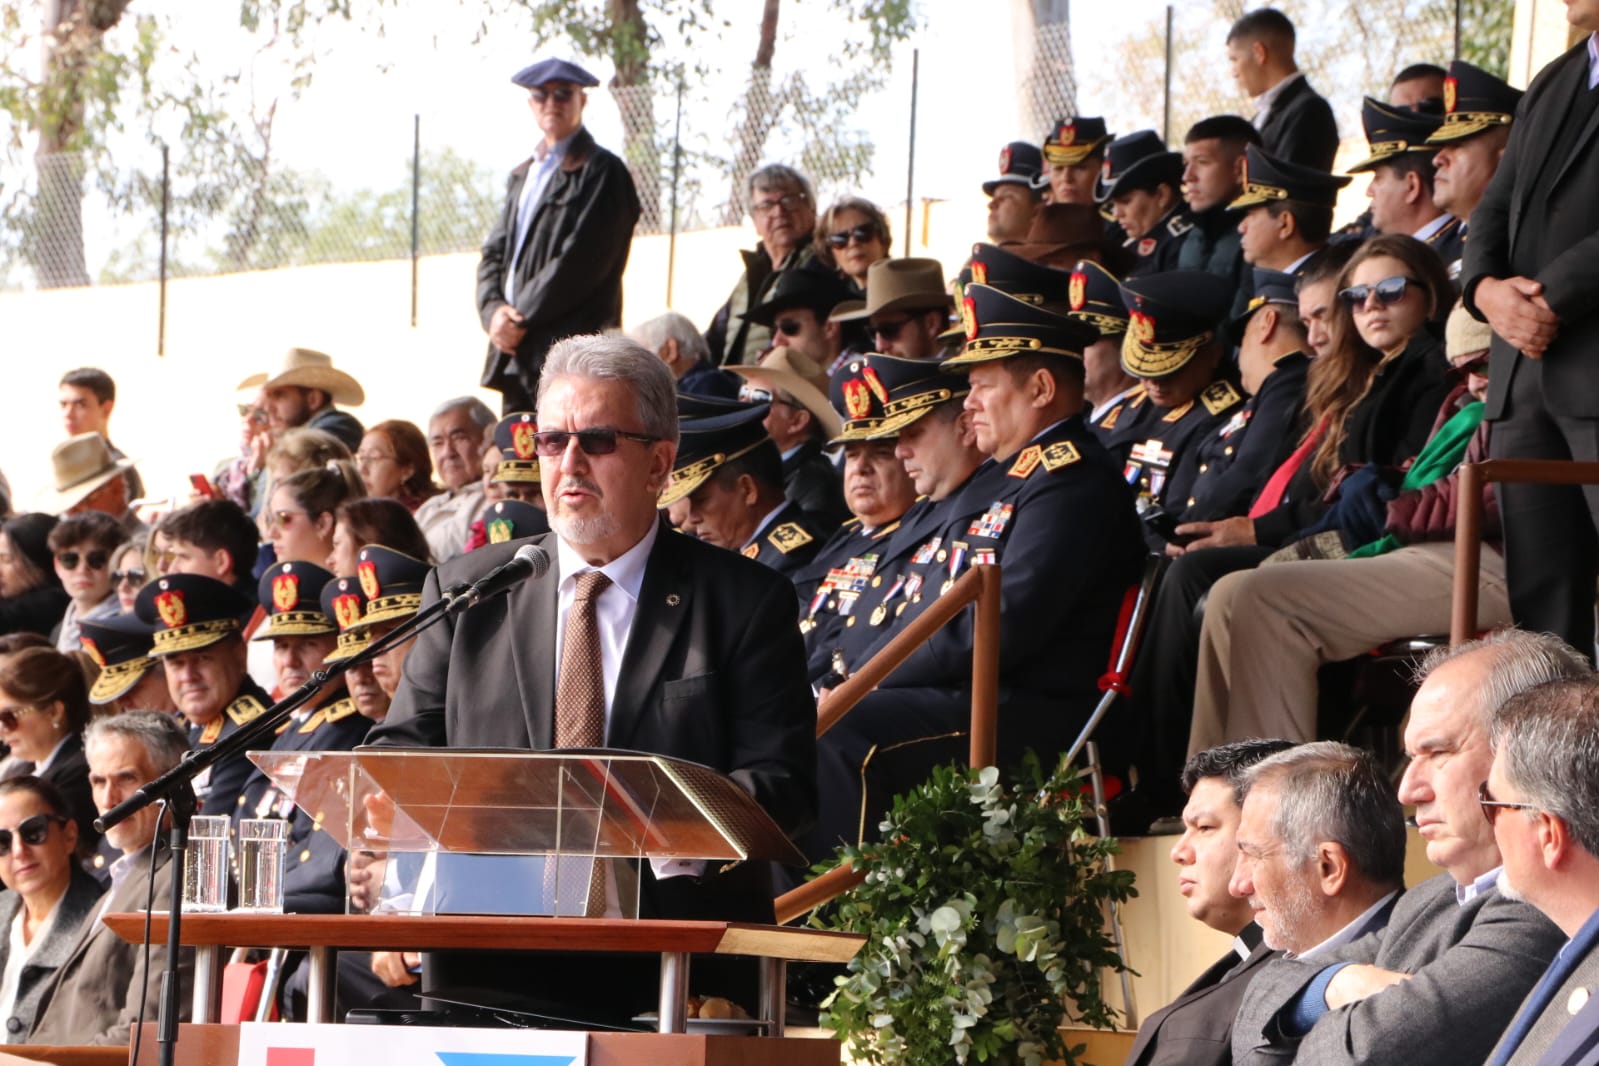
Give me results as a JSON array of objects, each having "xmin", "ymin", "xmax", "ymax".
[
  {"xmin": 666, "ymin": 593, "xmax": 681, "ymax": 607},
  {"xmin": 1570, "ymin": 987, "xmax": 1590, "ymax": 1015}
]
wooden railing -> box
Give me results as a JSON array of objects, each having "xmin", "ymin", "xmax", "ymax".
[
  {"xmin": 1452, "ymin": 459, "xmax": 1599, "ymax": 645},
  {"xmin": 774, "ymin": 564, "xmax": 1003, "ymax": 925}
]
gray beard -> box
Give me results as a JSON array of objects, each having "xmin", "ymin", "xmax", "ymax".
[
  {"xmin": 1495, "ymin": 867, "xmax": 1524, "ymax": 902},
  {"xmin": 550, "ymin": 510, "xmax": 618, "ymax": 546}
]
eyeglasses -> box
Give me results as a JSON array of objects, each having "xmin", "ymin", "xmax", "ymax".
[
  {"xmin": 267, "ymin": 509, "xmax": 310, "ymax": 530},
  {"xmin": 56, "ymin": 550, "xmax": 110, "ymax": 571},
  {"xmin": 530, "ymin": 428, "xmax": 659, "ymax": 457},
  {"xmin": 871, "ymin": 317, "xmax": 913, "ymax": 340},
  {"xmin": 826, "ymin": 224, "xmax": 879, "ymax": 249},
  {"xmin": 751, "ymin": 193, "xmax": 807, "ymax": 218},
  {"xmin": 112, "ymin": 568, "xmax": 147, "ymax": 587},
  {"xmin": 1452, "ymin": 351, "xmax": 1491, "ymax": 377},
  {"xmin": 774, "ymin": 317, "xmax": 808, "ymax": 337},
  {"xmin": 1479, "ymin": 780, "xmax": 1539, "ymax": 826},
  {"xmin": 530, "ymin": 86, "xmax": 577, "ymax": 104},
  {"xmin": 355, "ymin": 450, "xmax": 396, "ymax": 465},
  {"xmin": 237, "ymin": 404, "xmax": 269, "ymax": 424},
  {"xmin": 0, "ymin": 814, "xmax": 68, "ymax": 854},
  {"xmin": 1338, "ymin": 276, "xmax": 1419, "ymax": 309},
  {"xmin": 0, "ymin": 705, "xmax": 41, "ymax": 732}
]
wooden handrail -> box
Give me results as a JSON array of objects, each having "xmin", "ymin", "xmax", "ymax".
[
  {"xmin": 775, "ymin": 563, "xmax": 1004, "ymax": 923},
  {"xmin": 1452, "ymin": 459, "xmax": 1599, "ymax": 644}
]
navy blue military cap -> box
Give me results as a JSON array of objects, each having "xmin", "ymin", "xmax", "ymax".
[
  {"xmin": 482, "ymin": 498, "xmax": 550, "ymax": 547},
  {"xmin": 1229, "ymin": 145, "xmax": 1352, "ymax": 210},
  {"xmin": 1067, "ymin": 259, "xmax": 1131, "ymax": 339},
  {"xmin": 79, "ymin": 613, "xmax": 159, "ymax": 704},
  {"xmin": 742, "ymin": 258, "xmax": 856, "ymax": 326},
  {"xmin": 658, "ymin": 404, "xmax": 774, "ymax": 507},
  {"xmin": 1347, "ymin": 98, "xmax": 1444, "ymax": 173},
  {"xmin": 493, "ymin": 412, "xmax": 540, "ymax": 485},
  {"xmin": 1233, "ymin": 268, "xmax": 1300, "ymax": 330},
  {"xmin": 1043, "ymin": 116, "xmax": 1113, "ymax": 167},
  {"xmin": 865, "ymin": 352, "xmax": 969, "ymax": 437},
  {"xmin": 354, "ymin": 546, "xmax": 431, "ymax": 630},
  {"xmin": 941, "ymin": 283, "xmax": 1097, "ymax": 370},
  {"xmin": 1428, "ymin": 61, "xmax": 1524, "ymax": 144},
  {"xmin": 982, "ymin": 141, "xmax": 1046, "ymax": 195},
  {"xmin": 136, "ymin": 573, "xmax": 253, "ymax": 656},
  {"xmin": 1094, "ymin": 130, "xmax": 1184, "ymax": 203},
  {"xmin": 1117, "ymin": 271, "xmax": 1234, "ymax": 378},
  {"xmin": 676, "ymin": 392, "xmax": 757, "ymax": 420},
  {"xmin": 253, "ymin": 561, "xmax": 337, "ymax": 641},
  {"xmin": 969, "ymin": 243, "xmax": 1074, "ymax": 308},
  {"xmin": 320, "ymin": 575, "xmax": 369, "ymax": 664},
  {"xmin": 511, "ymin": 58, "xmax": 600, "ymax": 90},
  {"xmin": 828, "ymin": 356, "xmax": 887, "ymax": 443}
]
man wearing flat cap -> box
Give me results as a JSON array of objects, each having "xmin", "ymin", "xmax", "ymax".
[
  {"xmin": 238, "ymin": 347, "xmax": 366, "ymax": 452},
  {"xmin": 477, "ymin": 57, "xmax": 641, "ymax": 413}
]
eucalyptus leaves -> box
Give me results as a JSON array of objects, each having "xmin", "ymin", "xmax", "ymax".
[{"xmin": 819, "ymin": 757, "xmax": 1135, "ymax": 1066}]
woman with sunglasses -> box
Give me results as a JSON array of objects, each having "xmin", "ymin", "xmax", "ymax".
[
  {"xmin": 0, "ymin": 776, "xmax": 103, "ymax": 1043},
  {"xmin": 266, "ymin": 464, "xmax": 365, "ymax": 569},
  {"xmin": 0, "ymin": 648, "xmax": 98, "ymax": 857},
  {"xmin": 813, "ymin": 197, "xmax": 891, "ymax": 293},
  {"xmin": 0, "ymin": 515, "xmax": 69, "ymax": 641},
  {"xmin": 44, "ymin": 513, "xmax": 124, "ymax": 654},
  {"xmin": 109, "ymin": 536, "xmax": 148, "ymax": 615}
]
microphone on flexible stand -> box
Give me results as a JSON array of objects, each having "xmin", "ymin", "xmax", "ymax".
[{"xmin": 444, "ymin": 543, "xmax": 550, "ymax": 615}]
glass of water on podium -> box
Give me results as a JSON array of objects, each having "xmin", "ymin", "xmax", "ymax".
[
  {"xmin": 184, "ymin": 815, "xmax": 230, "ymax": 912},
  {"xmin": 236, "ymin": 819, "xmax": 289, "ymax": 913}
]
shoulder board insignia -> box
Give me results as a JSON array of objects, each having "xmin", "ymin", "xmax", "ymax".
[
  {"xmin": 741, "ymin": 543, "xmax": 760, "ymax": 559},
  {"xmin": 1100, "ymin": 405, "xmax": 1122, "ymax": 430},
  {"xmin": 294, "ymin": 709, "xmax": 326, "ymax": 735},
  {"xmin": 842, "ymin": 517, "xmax": 863, "ymax": 532},
  {"xmin": 1200, "ymin": 381, "xmax": 1244, "ymax": 416},
  {"xmin": 1008, "ymin": 444, "xmax": 1043, "ymax": 479},
  {"xmin": 275, "ymin": 717, "xmax": 295, "ymax": 736},
  {"xmin": 319, "ymin": 698, "xmax": 361, "ymax": 725},
  {"xmin": 871, "ymin": 519, "xmax": 901, "ymax": 540},
  {"xmin": 1040, "ymin": 441, "xmax": 1083, "ymax": 472},
  {"xmin": 768, "ymin": 522, "xmax": 814, "ymax": 554},
  {"xmin": 227, "ymin": 695, "xmax": 267, "ymax": 727},
  {"xmin": 199, "ymin": 719, "xmax": 223, "ymax": 745},
  {"xmin": 1128, "ymin": 385, "xmax": 1148, "ymax": 408},
  {"xmin": 1167, "ymin": 215, "xmax": 1194, "ymax": 237},
  {"xmin": 1162, "ymin": 401, "xmax": 1195, "ymax": 423}
]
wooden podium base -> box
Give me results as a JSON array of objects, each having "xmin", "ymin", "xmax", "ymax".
[{"xmin": 131, "ymin": 1023, "xmax": 843, "ymax": 1066}]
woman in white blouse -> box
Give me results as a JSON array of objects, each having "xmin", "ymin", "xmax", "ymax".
[{"xmin": 0, "ymin": 777, "xmax": 102, "ymax": 1042}]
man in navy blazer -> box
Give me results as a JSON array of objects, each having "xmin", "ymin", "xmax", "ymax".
[{"xmin": 1225, "ymin": 9, "xmax": 1339, "ymax": 172}]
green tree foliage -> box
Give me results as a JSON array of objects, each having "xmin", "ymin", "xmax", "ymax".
[{"xmin": 1457, "ymin": 0, "xmax": 1513, "ymax": 79}]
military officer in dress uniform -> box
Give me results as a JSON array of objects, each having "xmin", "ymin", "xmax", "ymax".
[
  {"xmin": 797, "ymin": 283, "xmax": 1143, "ymax": 869},
  {"xmin": 1096, "ymin": 130, "xmax": 1189, "ymax": 279},
  {"xmin": 1347, "ymin": 97, "xmax": 1462, "ymax": 274},
  {"xmin": 968, "ymin": 240, "xmax": 1072, "ymax": 310},
  {"xmin": 1041, "ymin": 115, "xmax": 1114, "ymax": 206},
  {"xmin": 661, "ymin": 404, "xmax": 826, "ymax": 579},
  {"xmin": 1068, "ymin": 259, "xmax": 1147, "ymax": 456},
  {"xmin": 489, "ymin": 411, "xmax": 549, "ymax": 507},
  {"xmin": 79, "ymin": 613, "xmax": 176, "ymax": 715},
  {"xmin": 1231, "ymin": 145, "xmax": 1350, "ymax": 276},
  {"xmin": 1424, "ymin": 60, "xmax": 1524, "ymax": 284},
  {"xmin": 1117, "ymin": 271, "xmax": 1248, "ymax": 548},
  {"xmin": 136, "ymin": 573, "xmax": 271, "ymax": 816}
]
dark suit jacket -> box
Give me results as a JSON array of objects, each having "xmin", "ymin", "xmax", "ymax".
[
  {"xmin": 369, "ymin": 521, "xmax": 817, "ymax": 923},
  {"xmin": 1464, "ymin": 41, "xmax": 1599, "ymax": 420},
  {"xmin": 0, "ymin": 865, "xmax": 104, "ymax": 1042},
  {"xmin": 29, "ymin": 845, "xmax": 192, "ymax": 1046},
  {"xmin": 1258, "ymin": 76, "xmax": 1340, "ymax": 173},
  {"xmin": 37, "ymin": 735, "xmax": 97, "ymax": 859},
  {"xmin": 476, "ymin": 127, "xmax": 642, "ymax": 397},
  {"xmin": 1125, "ymin": 928, "xmax": 1277, "ymax": 1066}
]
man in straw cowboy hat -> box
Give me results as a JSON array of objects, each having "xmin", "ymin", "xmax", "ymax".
[
  {"xmin": 39, "ymin": 433, "xmax": 143, "ymax": 536},
  {"xmin": 833, "ymin": 257, "xmax": 954, "ymax": 362},
  {"xmin": 238, "ymin": 348, "xmax": 366, "ymax": 452},
  {"xmin": 731, "ymin": 346, "xmax": 849, "ymax": 532}
]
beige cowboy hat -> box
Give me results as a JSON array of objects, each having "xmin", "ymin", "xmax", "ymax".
[
  {"xmin": 831, "ymin": 258, "xmax": 954, "ymax": 322},
  {"xmin": 237, "ymin": 347, "xmax": 365, "ymax": 406},
  {"xmin": 38, "ymin": 433, "xmax": 137, "ymax": 514},
  {"xmin": 729, "ymin": 347, "xmax": 844, "ymax": 442}
]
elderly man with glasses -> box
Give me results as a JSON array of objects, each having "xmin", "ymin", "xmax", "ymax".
[{"xmin": 706, "ymin": 163, "xmax": 819, "ymax": 366}]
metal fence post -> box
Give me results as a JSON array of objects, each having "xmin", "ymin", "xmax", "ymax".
[
  {"xmin": 410, "ymin": 114, "xmax": 421, "ymax": 328},
  {"xmin": 158, "ymin": 144, "xmax": 169, "ymax": 357},
  {"xmin": 667, "ymin": 76, "xmax": 684, "ymax": 308},
  {"xmin": 1163, "ymin": 6, "xmax": 1175, "ymax": 145},
  {"xmin": 904, "ymin": 48, "xmax": 919, "ymax": 258}
]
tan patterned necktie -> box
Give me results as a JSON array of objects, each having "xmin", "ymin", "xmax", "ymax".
[{"xmin": 554, "ymin": 569, "xmax": 611, "ymax": 914}]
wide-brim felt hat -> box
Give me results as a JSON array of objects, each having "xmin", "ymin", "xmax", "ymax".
[
  {"xmin": 1346, "ymin": 97, "xmax": 1444, "ymax": 173},
  {"xmin": 37, "ymin": 433, "xmax": 138, "ymax": 514},
  {"xmin": 79, "ymin": 613, "xmax": 159, "ymax": 704},
  {"xmin": 657, "ymin": 404, "xmax": 773, "ymax": 508},
  {"xmin": 1118, "ymin": 270, "xmax": 1234, "ymax": 378},
  {"xmin": 940, "ymin": 283, "xmax": 1096, "ymax": 370},
  {"xmin": 741, "ymin": 260, "xmax": 856, "ymax": 326},
  {"xmin": 1427, "ymin": 60, "xmax": 1524, "ymax": 144},
  {"xmin": 729, "ymin": 347, "xmax": 844, "ymax": 442},
  {"xmin": 237, "ymin": 347, "xmax": 365, "ymax": 406},
  {"xmin": 832, "ymin": 258, "xmax": 953, "ymax": 321},
  {"xmin": 1000, "ymin": 203, "xmax": 1114, "ymax": 264}
]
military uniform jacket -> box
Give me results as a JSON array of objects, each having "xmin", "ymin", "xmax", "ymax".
[
  {"xmin": 1426, "ymin": 215, "xmax": 1466, "ymax": 285},
  {"xmin": 1124, "ymin": 380, "xmax": 1246, "ymax": 519},
  {"xmin": 849, "ymin": 418, "xmax": 1143, "ymax": 741},
  {"xmin": 1125, "ymin": 209, "xmax": 1192, "ymax": 279},
  {"xmin": 794, "ymin": 513, "xmax": 906, "ymax": 684},
  {"xmin": 782, "ymin": 440, "xmax": 848, "ymax": 534},
  {"xmin": 1089, "ymin": 384, "xmax": 1152, "ymax": 463},
  {"xmin": 189, "ymin": 677, "xmax": 272, "ymax": 817},
  {"xmin": 1180, "ymin": 353, "xmax": 1310, "ymax": 522},
  {"xmin": 741, "ymin": 500, "xmax": 826, "ymax": 580}
]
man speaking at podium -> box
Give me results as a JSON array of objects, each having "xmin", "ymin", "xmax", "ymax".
[{"xmin": 368, "ymin": 333, "xmax": 817, "ymax": 1024}]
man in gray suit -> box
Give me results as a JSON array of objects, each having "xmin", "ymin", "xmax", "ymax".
[
  {"xmin": 1229, "ymin": 742, "xmax": 1405, "ymax": 959},
  {"xmin": 1478, "ymin": 677, "xmax": 1599, "ymax": 1066},
  {"xmin": 1231, "ymin": 630, "xmax": 1582, "ymax": 1065}
]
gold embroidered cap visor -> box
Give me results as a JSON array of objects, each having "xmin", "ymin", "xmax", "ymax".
[
  {"xmin": 251, "ymin": 610, "xmax": 338, "ymax": 642},
  {"xmin": 1426, "ymin": 110, "xmax": 1513, "ymax": 144},
  {"xmin": 322, "ymin": 629, "xmax": 371, "ymax": 664},
  {"xmin": 88, "ymin": 657, "xmax": 157, "ymax": 704},
  {"xmin": 867, "ymin": 388, "xmax": 971, "ymax": 437},
  {"xmin": 657, "ymin": 438, "xmax": 766, "ymax": 508},
  {"xmin": 150, "ymin": 618, "xmax": 243, "ymax": 657},
  {"xmin": 352, "ymin": 593, "xmax": 424, "ymax": 631},
  {"xmin": 1121, "ymin": 328, "xmax": 1214, "ymax": 379}
]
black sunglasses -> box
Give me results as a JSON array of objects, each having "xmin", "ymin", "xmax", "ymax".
[
  {"xmin": 1338, "ymin": 275, "xmax": 1418, "ymax": 309},
  {"xmin": 530, "ymin": 86, "xmax": 577, "ymax": 104},
  {"xmin": 1478, "ymin": 780, "xmax": 1538, "ymax": 826},
  {"xmin": 56, "ymin": 549, "xmax": 110, "ymax": 571},
  {"xmin": 774, "ymin": 317, "xmax": 808, "ymax": 337},
  {"xmin": 826, "ymin": 224, "xmax": 878, "ymax": 249},
  {"xmin": 871, "ymin": 317, "xmax": 913, "ymax": 340},
  {"xmin": 1452, "ymin": 351, "xmax": 1491, "ymax": 377},
  {"xmin": 0, "ymin": 813, "xmax": 67, "ymax": 853},
  {"xmin": 112, "ymin": 568, "xmax": 148, "ymax": 587},
  {"xmin": 531, "ymin": 428, "xmax": 659, "ymax": 457}
]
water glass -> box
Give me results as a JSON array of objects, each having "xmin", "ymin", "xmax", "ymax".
[
  {"xmin": 183, "ymin": 815, "xmax": 230, "ymax": 913},
  {"xmin": 236, "ymin": 819, "xmax": 289, "ymax": 913}
]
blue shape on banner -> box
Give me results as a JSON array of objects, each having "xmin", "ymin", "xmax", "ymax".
[{"xmin": 435, "ymin": 1055, "xmax": 576, "ymax": 1066}]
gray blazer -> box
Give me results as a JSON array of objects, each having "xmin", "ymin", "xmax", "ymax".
[
  {"xmin": 0, "ymin": 865, "xmax": 104, "ymax": 1042},
  {"xmin": 1231, "ymin": 872, "xmax": 1565, "ymax": 1066},
  {"xmin": 1533, "ymin": 965, "xmax": 1599, "ymax": 1066},
  {"xmin": 1489, "ymin": 938, "xmax": 1599, "ymax": 1066}
]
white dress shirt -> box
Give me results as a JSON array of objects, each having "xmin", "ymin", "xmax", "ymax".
[{"xmin": 1252, "ymin": 71, "xmax": 1304, "ymax": 129}]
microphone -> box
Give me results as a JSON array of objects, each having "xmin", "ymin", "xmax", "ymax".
[{"xmin": 445, "ymin": 543, "xmax": 550, "ymax": 614}]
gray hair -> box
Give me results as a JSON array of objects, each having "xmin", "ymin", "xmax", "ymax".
[
  {"xmin": 1243, "ymin": 741, "xmax": 1406, "ymax": 887},
  {"xmin": 538, "ymin": 333, "xmax": 679, "ymax": 445},
  {"xmin": 86, "ymin": 710, "xmax": 191, "ymax": 777},
  {"xmin": 429, "ymin": 396, "xmax": 497, "ymax": 429},
  {"xmin": 1491, "ymin": 678, "xmax": 1599, "ymax": 857},
  {"xmin": 628, "ymin": 312, "xmax": 710, "ymax": 367},
  {"xmin": 1416, "ymin": 628, "xmax": 1592, "ymax": 729},
  {"xmin": 747, "ymin": 163, "xmax": 814, "ymax": 203}
]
